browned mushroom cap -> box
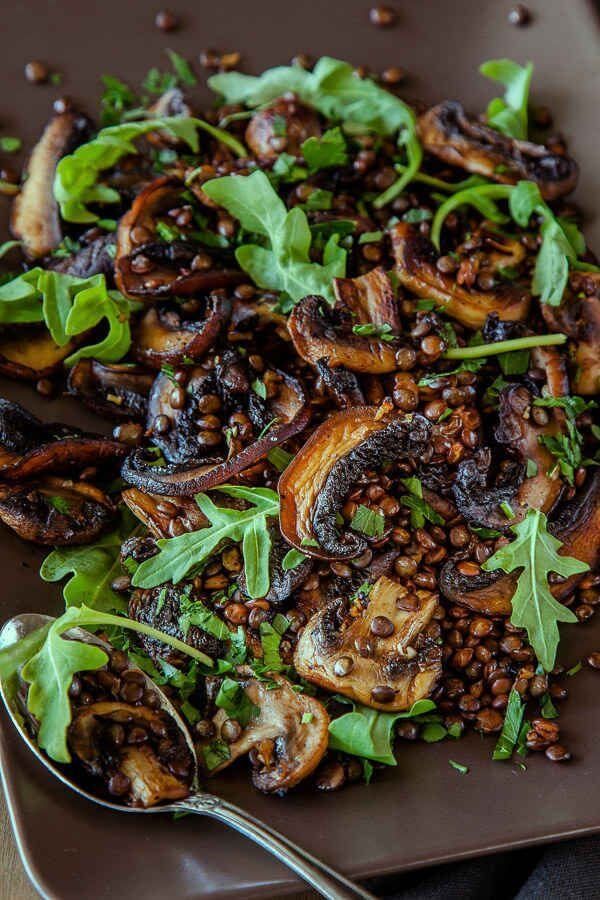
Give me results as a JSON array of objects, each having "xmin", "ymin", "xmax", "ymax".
[
  {"xmin": 288, "ymin": 268, "xmax": 401, "ymax": 375},
  {"xmin": 68, "ymin": 702, "xmax": 191, "ymax": 807},
  {"xmin": 542, "ymin": 271, "xmax": 600, "ymax": 396},
  {"xmin": 0, "ymin": 328, "xmax": 80, "ymax": 381},
  {"xmin": 122, "ymin": 366, "xmax": 310, "ymax": 496},
  {"xmin": 0, "ymin": 477, "xmax": 115, "ymax": 545},
  {"xmin": 418, "ymin": 101, "xmax": 578, "ymax": 200},
  {"xmin": 294, "ymin": 576, "xmax": 442, "ymax": 711},
  {"xmin": 441, "ymin": 470, "xmax": 600, "ymax": 616},
  {"xmin": 121, "ymin": 487, "xmax": 207, "ymax": 538},
  {"xmin": 67, "ymin": 360, "xmax": 153, "ymax": 420},
  {"xmin": 115, "ymin": 176, "xmax": 245, "ymax": 301},
  {"xmin": 390, "ymin": 222, "xmax": 531, "ymax": 330},
  {"xmin": 202, "ymin": 674, "xmax": 329, "ymax": 793},
  {"xmin": 49, "ymin": 233, "xmax": 116, "ymax": 279},
  {"xmin": 133, "ymin": 299, "xmax": 231, "ymax": 370},
  {"xmin": 245, "ymin": 95, "xmax": 321, "ymax": 159},
  {"xmin": 278, "ymin": 406, "xmax": 431, "ymax": 560},
  {"xmin": 11, "ymin": 111, "xmax": 91, "ymax": 258}
]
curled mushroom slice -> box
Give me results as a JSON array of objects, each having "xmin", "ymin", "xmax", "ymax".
[
  {"xmin": 0, "ymin": 328, "xmax": 80, "ymax": 381},
  {"xmin": 133, "ymin": 299, "xmax": 230, "ymax": 370},
  {"xmin": 391, "ymin": 223, "xmax": 530, "ymax": 330},
  {"xmin": 279, "ymin": 407, "xmax": 431, "ymax": 559},
  {"xmin": 203, "ymin": 674, "xmax": 329, "ymax": 793},
  {"xmin": 122, "ymin": 367, "xmax": 310, "ymax": 496},
  {"xmin": 315, "ymin": 360, "xmax": 365, "ymax": 409},
  {"xmin": 294, "ymin": 576, "xmax": 442, "ymax": 711},
  {"xmin": 50, "ymin": 233, "xmax": 116, "ymax": 279},
  {"xmin": 67, "ymin": 361, "xmax": 153, "ymax": 420},
  {"xmin": 245, "ymin": 96, "xmax": 321, "ymax": 160},
  {"xmin": 441, "ymin": 470, "xmax": 600, "ymax": 616},
  {"xmin": 11, "ymin": 111, "xmax": 91, "ymax": 258},
  {"xmin": 115, "ymin": 177, "xmax": 244, "ymax": 301},
  {"xmin": 122, "ymin": 487, "xmax": 208, "ymax": 538},
  {"xmin": 0, "ymin": 477, "xmax": 115, "ymax": 545},
  {"xmin": 542, "ymin": 271, "xmax": 600, "ymax": 396},
  {"xmin": 418, "ymin": 101, "xmax": 578, "ymax": 200},
  {"xmin": 333, "ymin": 266, "xmax": 401, "ymax": 332}
]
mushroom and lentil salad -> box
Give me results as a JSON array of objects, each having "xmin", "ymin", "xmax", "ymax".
[{"xmin": 0, "ymin": 50, "xmax": 599, "ymax": 806}]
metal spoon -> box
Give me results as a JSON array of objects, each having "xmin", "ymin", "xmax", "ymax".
[{"xmin": 0, "ymin": 613, "xmax": 375, "ymax": 900}]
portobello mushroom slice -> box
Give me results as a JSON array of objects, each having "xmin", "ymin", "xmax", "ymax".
[
  {"xmin": 542, "ymin": 271, "xmax": 600, "ymax": 396},
  {"xmin": 133, "ymin": 299, "xmax": 230, "ymax": 369},
  {"xmin": 68, "ymin": 702, "xmax": 192, "ymax": 807},
  {"xmin": 418, "ymin": 101, "xmax": 578, "ymax": 200},
  {"xmin": 11, "ymin": 110, "xmax": 91, "ymax": 258},
  {"xmin": 294, "ymin": 576, "xmax": 441, "ymax": 711},
  {"xmin": 201, "ymin": 674, "xmax": 329, "ymax": 793},
  {"xmin": 115, "ymin": 176, "xmax": 244, "ymax": 301},
  {"xmin": 245, "ymin": 96, "xmax": 321, "ymax": 160},
  {"xmin": 333, "ymin": 266, "xmax": 401, "ymax": 332},
  {"xmin": 0, "ymin": 477, "xmax": 115, "ymax": 545},
  {"xmin": 67, "ymin": 360, "xmax": 153, "ymax": 420},
  {"xmin": 390, "ymin": 222, "xmax": 531, "ymax": 330},
  {"xmin": 278, "ymin": 406, "xmax": 431, "ymax": 560},
  {"xmin": 315, "ymin": 359, "xmax": 365, "ymax": 408},
  {"xmin": 49, "ymin": 233, "xmax": 116, "ymax": 279},
  {"xmin": 0, "ymin": 328, "xmax": 80, "ymax": 381},
  {"xmin": 441, "ymin": 469, "xmax": 600, "ymax": 616},
  {"xmin": 122, "ymin": 487, "xmax": 208, "ymax": 539}
]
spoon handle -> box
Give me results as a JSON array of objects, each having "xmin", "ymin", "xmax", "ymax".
[{"xmin": 173, "ymin": 795, "xmax": 376, "ymax": 900}]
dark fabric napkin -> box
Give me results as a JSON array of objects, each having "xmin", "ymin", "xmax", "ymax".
[{"xmin": 368, "ymin": 835, "xmax": 600, "ymax": 899}]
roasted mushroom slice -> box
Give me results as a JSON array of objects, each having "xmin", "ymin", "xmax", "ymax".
[
  {"xmin": 115, "ymin": 177, "xmax": 244, "ymax": 301},
  {"xmin": 245, "ymin": 96, "xmax": 321, "ymax": 160},
  {"xmin": 0, "ymin": 328, "xmax": 80, "ymax": 381},
  {"xmin": 390, "ymin": 222, "xmax": 531, "ymax": 330},
  {"xmin": 11, "ymin": 110, "xmax": 91, "ymax": 258},
  {"xmin": 122, "ymin": 487, "xmax": 208, "ymax": 538},
  {"xmin": 0, "ymin": 477, "xmax": 115, "ymax": 545},
  {"xmin": 542, "ymin": 271, "xmax": 600, "ymax": 396},
  {"xmin": 279, "ymin": 407, "xmax": 431, "ymax": 559},
  {"xmin": 133, "ymin": 299, "xmax": 230, "ymax": 369},
  {"xmin": 418, "ymin": 101, "xmax": 578, "ymax": 200},
  {"xmin": 49, "ymin": 233, "xmax": 116, "ymax": 279},
  {"xmin": 294, "ymin": 576, "xmax": 441, "ymax": 711},
  {"xmin": 441, "ymin": 470, "xmax": 600, "ymax": 616},
  {"xmin": 68, "ymin": 702, "xmax": 192, "ymax": 807},
  {"xmin": 202, "ymin": 674, "xmax": 329, "ymax": 793},
  {"xmin": 315, "ymin": 360, "xmax": 365, "ymax": 408},
  {"xmin": 67, "ymin": 361, "xmax": 153, "ymax": 420},
  {"xmin": 333, "ymin": 267, "xmax": 401, "ymax": 331}
]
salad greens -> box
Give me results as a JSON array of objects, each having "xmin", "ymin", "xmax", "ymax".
[
  {"xmin": 328, "ymin": 698, "xmax": 436, "ymax": 764},
  {"xmin": 480, "ymin": 59, "xmax": 533, "ymax": 140}
]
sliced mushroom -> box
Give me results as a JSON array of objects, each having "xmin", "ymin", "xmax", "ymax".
[
  {"xmin": 0, "ymin": 328, "xmax": 80, "ymax": 381},
  {"xmin": 294, "ymin": 576, "xmax": 441, "ymax": 711},
  {"xmin": 418, "ymin": 101, "xmax": 578, "ymax": 200},
  {"xmin": 238, "ymin": 531, "xmax": 314, "ymax": 607},
  {"xmin": 122, "ymin": 487, "xmax": 208, "ymax": 538},
  {"xmin": 245, "ymin": 96, "xmax": 321, "ymax": 160},
  {"xmin": 441, "ymin": 470, "xmax": 600, "ymax": 615},
  {"xmin": 333, "ymin": 266, "xmax": 401, "ymax": 331},
  {"xmin": 542, "ymin": 271, "xmax": 600, "ymax": 396},
  {"xmin": 314, "ymin": 359, "xmax": 365, "ymax": 408},
  {"xmin": 115, "ymin": 177, "xmax": 244, "ymax": 301},
  {"xmin": 278, "ymin": 406, "xmax": 431, "ymax": 559},
  {"xmin": 122, "ymin": 365, "xmax": 310, "ymax": 496},
  {"xmin": 67, "ymin": 360, "xmax": 153, "ymax": 420},
  {"xmin": 49, "ymin": 233, "xmax": 116, "ymax": 279},
  {"xmin": 203, "ymin": 674, "xmax": 329, "ymax": 793},
  {"xmin": 391, "ymin": 223, "xmax": 531, "ymax": 330},
  {"xmin": 0, "ymin": 476, "xmax": 115, "ymax": 545},
  {"xmin": 11, "ymin": 111, "xmax": 91, "ymax": 258},
  {"xmin": 133, "ymin": 299, "xmax": 230, "ymax": 370}
]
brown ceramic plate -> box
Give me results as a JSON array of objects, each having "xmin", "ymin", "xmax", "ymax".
[{"xmin": 1, "ymin": 1, "xmax": 600, "ymax": 896}]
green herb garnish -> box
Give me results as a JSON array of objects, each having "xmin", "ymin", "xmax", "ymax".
[
  {"xmin": 480, "ymin": 58, "xmax": 533, "ymax": 140},
  {"xmin": 492, "ymin": 689, "xmax": 526, "ymax": 760},
  {"xmin": 328, "ymin": 698, "xmax": 436, "ymax": 764},
  {"xmin": 301, "ymin": 127, "xmax": 348, "ymax": 173},
  {"xmin": 350, "ymin": 504, "xmax": 385, "ymax": 538}
]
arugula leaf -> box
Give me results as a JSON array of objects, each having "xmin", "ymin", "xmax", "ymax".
[
  {"xmin": 132, "ymin": 485, "xmax": 279, "ymax": 598},
  {"xmin": 301, "ymin": 127, "xmax": 348, "ymax": 173},
  {"xmin": 165, "ymin": 50, "xmax": 197, "ymax": 87},
  {"xmin": 449, "ymin": 759, "xmax": 469, "ymax": 775},
  {"xmin": 399, "ymin": 477, "xmax": 444, "ymax": 528},
  {"xmin": 209, "ymin": 56, "xmax": 421, "ymax": 208},
  {"xmin": 99, "ymin": 74, "xmax": 138, "ymax": 126},
  {"xmin": 2, "ymin": 604, "xmax": 213, "ymax": 763},
  {"xmin": 267, "ymin": 447, "xmax": 294, "ymax": 472},
  {"xmin": 54, "ymin": 117, "xmax": 246, "ymax": 223},
  {"xmin": 178, "ymin": 596, "xmax": 231, "ymax": 641},
  {"xmin": 480, "ymin": 59, "xmax": 533, "ymax": 140},
  {"xmin": 203, "ymin": 170, "xmax": 346, "ymax": 305},
  {"xmin": 0, "ymin": 136, "xmax": 22, "ymax": 153},
  {"xmin": 431, "ymin": 184, "xmax": 513, "ymax": 249},
  {"xmin": 483, "ymin": 509, "xmax": 587, "ymax": 670},
  {"xmin": 215, "ymin": 677, "xmax": 259, "ymax": 726},
  {"xmin": 492, "ymin": 688, "xmax": 525, "ymax": 760},
  {"xmin": 258, "ymin": 613, "xmax": 289, "ymax": 673},
  {"xmin": 281, "ymin": 548, "xmax": 308, "ymax": 571},
  {"xmin": 328, "ymin": 698, "xmax": 436, "ymax": 764},
  {"xmin": 352, "ymin": 322, "xmax": 395, "ymax": 341},
  {"xmin": 350, "ymin": 504, "xmax": 385, "ymax": 538},
  {"xmin": 202, "ymin": 739, "xmax": 231, "ymax": 771},
  {"xmin": 534, "ymin": 394, "xmax": 597, "ymax": 485},
  {"xmin": 40, "ymin": 510, "xmax": 135, "ymax": 613}
]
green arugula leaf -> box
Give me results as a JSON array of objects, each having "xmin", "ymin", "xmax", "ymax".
[
  {"xmin": 282, "ymin": 548, "xmax": 308, "ymax": 571},
  {"xmin": 0, "ymin": 136, "xmax": 22, "ymax": 153},
  {"xmin": 534, "ymin": 394, "xmax": 597, "ymax": 485},
  {"xmin": 215, "ymin": 677, "xmax": 259, "ymax": 726},
  {"xmin": 352, "ymin": 322, "xmax": 396, "ymax": 341},
  {"xmin": 483, "ymin": 509, "xmax": 587, "ymax": 670},
  {"xmin": 301, "ymin": 127, "xmax": 348, "ymax": 173},
  {"xmin": 431, "ymin": 184, "xmax": 513, "ymax": 249},
  {"xmin": 178, "ymin": 596, "xmax": 231, "ymax": 641},
  {"xmin": 258, "ymin": 613, "xmax": 290, "ymax": 673},
  {"xmin": 350, "ymin": 504, "xmax": 385, "ymax": 537},
  {"xmin": 203, "ymin": 170, "xmax": 346, "ymax": 305},
  {"xmin": 165, "ymin": 50, "xmax": 197, "ymax": 87},
  {"xmin": 99, "ymin": 74, "xmax": 138, "ymax": 126},
  {"xmin": 480, "ymin": 59, "xmax": 533, "ymax": 140},
  {"xmin": 492, "ymin": 688, "xmax": 526, "ymax": 760},
  {"xmin": 54, "ymin": 117, "xmax": 246, "ymax": 223},
  {"xmin": 449, "ymin": 759, "xmax": 469, "ymax": 775},
  {"xmin": 132, "ymin": 485, "xmax": 279, "ymax": 598},
  {"xmin": 201, "ymin": 739, "xmax": 231, "ymax": 771},
  {"xmin": 328, "ymin": 698, "xmax": 436, "ymax": 764},
  {"xmin": 40, "ymin": 510, "xmax": 135, "ymax": 613}
]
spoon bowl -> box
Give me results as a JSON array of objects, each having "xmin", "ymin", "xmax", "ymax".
[{"xmin": 0, "ymin": 612, "xmax": 375, "ymax": 900}]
